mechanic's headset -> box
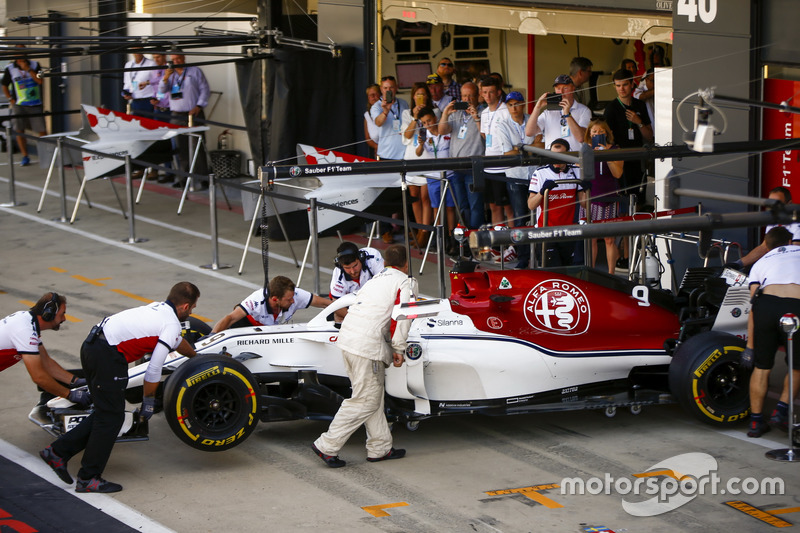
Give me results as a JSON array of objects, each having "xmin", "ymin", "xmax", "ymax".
[
  {"xmin": 40, "ymin": 292, "xmax": 61, "ymax": 322},
  {"xmin": 334, "ymin": 246, "xmax": 372, "ymax": 281}
]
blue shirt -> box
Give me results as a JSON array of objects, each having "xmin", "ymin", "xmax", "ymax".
[
  {"xmin": 370, "ymin": 98, "xmax": 409, "ymax": 160},
  {"xmin": 158, "ymin": 66, "xmax": 210, "ymax": 112}
]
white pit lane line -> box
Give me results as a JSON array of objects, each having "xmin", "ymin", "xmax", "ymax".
[{"xmin": 0, "ymin": 438, "xmax": 176, "ymax": 533}]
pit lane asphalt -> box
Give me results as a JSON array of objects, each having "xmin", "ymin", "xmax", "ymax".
[{"xmin": 1, "ymin": 158, "xmax": 798, "ymax": 533}]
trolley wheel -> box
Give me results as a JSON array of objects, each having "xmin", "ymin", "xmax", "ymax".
[
  {"xmin": 604, "ymin": 406, "xmax": 617, "ymax": 418},
  {"xmin": 406, "ymin": 421, "xmax": 420, "ymax": 432},
  {"xmin": 630, "ymin": 405, "xmax": 642, "ymax": 415}
]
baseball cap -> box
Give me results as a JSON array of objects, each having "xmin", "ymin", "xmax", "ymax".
[
  {"xmin": 505, "ymin": 91, "xmax": 524, "ymax": 103},
  {"xmin": 550, "ymin": 138, "xmax": 570, "ymax": 150},
  {"xmin": 553, "ymin": 74, "xmax": 574, "ymax": 86},
  {"xmin": 426, "ymin": 74, "xmax": 443, "ymax": 85}
]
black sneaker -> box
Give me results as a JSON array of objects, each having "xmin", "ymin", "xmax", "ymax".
[
  {"xmin": 75, "ymin": 476, "xmax": 122, "ymax": 493},
  {"xmin": 366, "ymin": 448, "xmax": 406, "ymax": 462},
  {"xmin": 311, "ymin": 443, "xmax": 346, "ymax": 468},
  {"xmin": 747, "ymin": 418, "xmax": 771, "ymax": 438},
  {"xmin": 770, "ymin": 409, "xmax": 789, "ymax": 432},
  {"xmin": 39, "ymin": 446, "xmax": 73, "ymax": 484}
]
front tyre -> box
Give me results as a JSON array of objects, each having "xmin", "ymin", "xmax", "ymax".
[
  {"xmin": 668, "ymin": 331, "xmax": 749, "ymax": 426},
  {"xmin": 163, "ymin": 355, "xmax": 261, "ymax": 451}
]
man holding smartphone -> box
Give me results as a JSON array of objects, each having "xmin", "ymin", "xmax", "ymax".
[
  {"xmin": 525, "ymin": 74, "xmax": 591, "ymax": 152},
  {"xmin": 371, "ymin": 76, "xmax": 408, "ymax": 161}
]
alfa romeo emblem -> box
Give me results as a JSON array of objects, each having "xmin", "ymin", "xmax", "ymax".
[
  {"xmin": 523, "ymin": 279, "xmax": 590, "ymax": 336},
  {"xmin": 289, "ymin": 166, "xmax": 302, "ymax": 177}
]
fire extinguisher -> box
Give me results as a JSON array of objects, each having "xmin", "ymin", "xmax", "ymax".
[{"xmin": 218, "ymin": 129, "xmax": 232, "ymax": 150}]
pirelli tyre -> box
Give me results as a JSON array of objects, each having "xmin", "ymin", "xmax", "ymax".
[
  {"xmin": 163, "ymin": 355, "xmax": 261, "ymax": 451},
  {"xmin": 668, "ymin": 331, "xmax": 749, "ymax": 426}
]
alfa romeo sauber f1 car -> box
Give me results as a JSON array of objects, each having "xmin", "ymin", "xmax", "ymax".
[{"xmin": 29, "ymin": 262, "xmax": 752, "ymax": 452}]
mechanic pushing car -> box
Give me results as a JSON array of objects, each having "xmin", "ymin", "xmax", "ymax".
[
  {"xmin": 741, "ymin": 226, "xmax": 800, "ymax": 438},
  {"xmin": 0, "ymin": 292, "xmax": 89, "ymax": 405},
  {"xmin": 312, "ymin": 244, "xmax": 417, "ymax": 467},
  {"xmin": 40, "ymin": 282, "xmax": 200, "ymax": 493},
  {"xmin": 211, "ymin": 275, "xmax": 330, "ymax": 333},
  {"xmin": 329, "ymin": 241, "xmax": 384, "ymax": 320}
]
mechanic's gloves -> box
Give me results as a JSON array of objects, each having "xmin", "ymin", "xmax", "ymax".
[
  {"xmin": 739, "ymin": 347, "xmax": 755, "ymax": 371},
  {"xmin": 539, "ymin": 180, "xmax": 557, "ymax": 193},
  {"xmin": 67, "ymin": 389, "xmax": 92, "ymax": 407},
  {"xmin": 141, "ymin": 396, "xmax": 156, "ymax": 421},
  {"xmin": 70, "ymin": 376, "xmax": 87, "ymax": 388}
]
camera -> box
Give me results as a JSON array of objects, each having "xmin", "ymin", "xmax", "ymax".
[
  {"xmin": 453, "ymin": 101, "xmax": 470, "ymax": 111},
  {"xmin": 591, "ymin": 133, "xmax": 607, "ymax": 148},
  {"xmin": 385, "ymin": 90, "xmax": 394, "ymax": 104},
  {"xmin": 545, "ymin": 92, "xmax": 562, "ymax": 110}
]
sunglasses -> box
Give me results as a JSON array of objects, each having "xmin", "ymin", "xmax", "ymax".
[
  {"xmin": 381, "ymin": 75, "xmax": 396, "ymax": 81},
  {"xmin": 439, "ymin": 62, "xmax": 453, "ymax": 67}
]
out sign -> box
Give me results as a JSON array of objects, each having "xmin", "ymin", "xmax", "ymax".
[{"xmin": 677, "ymin": 0, "xmax": 718, "ymax": 23}]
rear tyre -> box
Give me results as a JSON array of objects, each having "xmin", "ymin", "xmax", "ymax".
[
  {"xmin": 668, "ymin": 331, "xmax": 749, "ymax": 426},
  {"xmin": 163, "ymin": 355, "xmax": 261, "ymax": 451}
]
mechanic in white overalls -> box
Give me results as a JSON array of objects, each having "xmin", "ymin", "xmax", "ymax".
[
  {"xmin": 742, "ymin": 227, "xmax": 800, "ymax": 438},
  {"xmin": 312, "ymin": 244, "xmax": 417, "ymax": 467},
  {"xmin": 211, "ymin": 275, "xmax": 330, "ymax": 333}
]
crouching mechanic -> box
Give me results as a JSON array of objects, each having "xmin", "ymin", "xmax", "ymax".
[
  {"xmin": 312, "ymin": 244, "xmax": 417, "ymax": 467},
  {"xmin": 741, "ymin": 227, "xmax": 800, "ymax": 438},
  {"xmin": 211, "ymin": 275, "xmax": 331, "ymax": 333},
  {"xmin": 330, "ymin": 242, "xmax": 384, "ymax": 320},
  {"xmin": 0, "ymin": 292, "xmax": 89, "ymax": 405},
  {"xmin": 40, "ymin": 282, "xmax": 201, "ymax": 493}
]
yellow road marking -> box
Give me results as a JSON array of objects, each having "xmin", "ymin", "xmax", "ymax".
[
  {"xmin": 71, "ymin": 275, "xmax": 112, "ymax": 287},
  {"xmin": 18, "ymin": 300, "xmax": 81, "ymax": 322},
  {"xmin": 725, "ymin": 501, "xmax": 793, "ymax": 527},
  {"xmin": 49, "ymin": 267, "xmax": 68, "ymax": 273},
  {"xmin": 485, "ymin": 483, "xmax": 563, "ymax": 508},
  {"xmin": 633, "ymin": 469, "xmax": 684, "ymax": 480},
  {"xmin": 361, "ymin": 502, "xmax": 409, "ymax": 517},
  {"xmin": 767, "ymin": 507, "xmax": 800, "ymax": 515},
  {"xmin": 111, "ymin": 289, "xmax": 153, "ymax": 303},
  {"xmin": 19, "ymin": 300, "xmax": 34, "ymax": 307},
  {"xmin": 190, "ymin": 313, "xmax": 212, "ymax": 323}
]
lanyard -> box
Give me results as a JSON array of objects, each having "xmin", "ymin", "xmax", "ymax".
[
  {"xmin": 617, "ymin": 97, "xmax": 635, "ymax": 128},
  {"xmin": 130, "ymin": 59, "xmax": 145, "ymax": 85}
]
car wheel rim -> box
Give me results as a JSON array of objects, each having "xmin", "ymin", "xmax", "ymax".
[
  {"xmin": 192, "ymin": 382, "xmax": 240, "ymax": 431},
  {"xmin": 707, "ymin": 361, "xmax": 746, "ymax": 407}
]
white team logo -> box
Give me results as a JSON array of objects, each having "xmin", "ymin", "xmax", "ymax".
[{"xmin": 524, "ymin": 279, "xmax": 590, "ymax": 335}]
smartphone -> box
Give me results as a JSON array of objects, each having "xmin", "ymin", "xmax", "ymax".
[
  {"xmin": 545, "ymin": 92, "xmax": 562, "ymax": 110},
  {"xmin": 591, "ymin": 133, "xmax": 607, "ymax": 148},
  {"xmin": 414, "ymin": 93, "xmax": 425, "ymax": 106},
  {"xmin": 385, "ymin": 90, "xmax": 394, "ymax": 104},
  {"xmin": 453, "ymin": 101, "xmax": 470, "ymax": 111}
]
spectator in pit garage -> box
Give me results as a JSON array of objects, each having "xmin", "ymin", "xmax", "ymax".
[
  {"xmin": 40, "ymin": 283, "xmax": 200, "ymax": 493},
  {"xmin": 122, "ymin": 50, "xmax": 156, "ymax": 117},
  {"xmin": 525, "ymin": 74, "xmax": 592, "ymax": 153},
  {"xmin": 569, "ymin": 56, "xmax": 594, "ymax": 108},
  {"xmin": 2, "ymin": 45, "xmax": 47, "ymax": 167},
  {"xmin": 496, "ymin": 91, "xmax": 533, "ymax": 268},
  {"xmin": 329, "ymin": 242, "xmax": 384, "ymax": 320},
  {"xmin": 479, "ymin": 76, "xmax": 514, "ymax": 228},
  {"xmin": 603, "ymin": 68, "xmax": 653, "ymax": 268},
  {"xmin": 211, "ymin": 276, "xmax": 330, "ymax": 333},
  {"xmin": 732, "ymin": 186, "xmax": 800, "ymax": 270},
  {"xmin": 401, "ymin": 82, "xmax": 435, "ymax": 247},
  {"xmin": 620, "ymin": 58, "xmax": 639, "ymax": 86},
  {"xmin": 436, "ymin": 57, "xmax": 461, "ymax": 100},
  {"xmin": 416, "ymin": 106, "xmax": 459, "ymax": 256},
  {"xmin": 363, "ymin": 83, "xmax": 381, "ymax": 159},
  {"xmin": 527, "ymin": 138, "xmax": 587, "ymax": 266},
  {"xmin": 634, "ymin": 68, "xmax": 655, "ymax": 127},
  {"xmin": 312, "ymin": 244, "xmax": 417, "ymax": 468},
  {"xmin": 583, "ymin": 118, "xmax": 624, "ymax": 273},
  {"xmin": 0, "ymin": 292, "xmax": 89, "ymax": 406},
  {"xmin": 741, "ymin": 226, "xmax": 800, "ymax": 438},
  {"xmin": 371, "ymin": 75, "xmax": 409, "ymax": 243},
  {"xmin": 149, "ymin": 53, "xmax": 174, "ymax": 183},
  {"xmin": 426, "ymin": 74, "xmax": 453, "ymax": 115},
  {"xmin": 439, "ymin": 81, "xmax": 486, "ymax": 229},
  {"xmin": 158, "ymin": 52, "xmax": 211, "ymax": 190}
]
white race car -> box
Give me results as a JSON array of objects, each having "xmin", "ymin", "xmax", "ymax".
[{"xmin": 30, "ymin": 263, "xmax": 755, "ymax": 452}]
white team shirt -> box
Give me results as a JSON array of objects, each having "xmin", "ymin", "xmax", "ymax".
[
  {"xmin": 238, "ymin": 287, "xmax": 313, "ymax": 326},
  {"xmin": 534, "ymin": 102, "xmax": 592, "ymax": 151},
  {"xmin": 749, "ymin": 244, "xmax": 800, "ymax": 289},
  {"xmin": 766, "ymin": 222, "xmax": 800, "ymax": 242},
  {"xmin": 481, "ymin": 102, "xmax": 510, "ymax": 173},
  {"xmin": 528, "ymin": 164, "xmax": 584, "ymax": 227},
  {"xmin": 329, "ymin": 248, "xmax": 385, "ymax": 299},
  {"xmin": 497, "ymin": 113, "xmax": 532, "ymax": 182},
  {"xmin": 0, "ymin": 311, "xmax": 40, "ymax": 372},
  {"xmin": 123, "ymin": 58, "xmax": 157, "ymax": 99}
]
